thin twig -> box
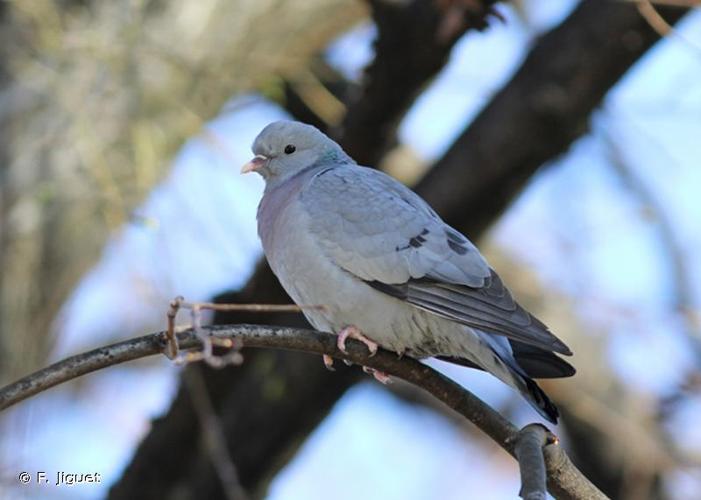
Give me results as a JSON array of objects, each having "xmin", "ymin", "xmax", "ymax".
[
  {"xmin": 619, "ymin": 0, "xmax": 700, "ymax": 7},
  {"xmin": 289, "ymin": 68, "xmax": 347, "ymax": 126},
  {"xmin": 637, "ymin": 0, "xmax": 674, "ymax": 35},
  {"xmin": 635, "ymin": 0, "xmax": 701, "ymax": 56},
  {"xmin": 176, "ymin": 301, "xmax": 327, "ymax": 313},
  {"xmin": 0, "ymin": 324, "xmax": 608, "ymax": 500},
  {"xmin": 164, "ymin": 296, "xmax": 326, "ymax": 364},
  {"xmin": 165, "ymin": 296, "xmax": 182, "ymax": 359},
  {"xmin": 177, "ymin": 301, "xmax": 244, "ymax": 368},
  {"xmin": 184, "ymin": 367, "xmax": 250, "ymax": 500}
]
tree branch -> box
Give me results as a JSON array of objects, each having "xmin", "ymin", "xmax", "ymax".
[
  {"xmin": 417, "ymin": 0, "xmax": 690, "ymax": 238},
  {"xmin": 0, "ymin": 324, "xmax": 608, "ymax": 500},
  {"xmin": 337, "ymin": 0, "xmax": 498, "ymax": 165},
  {"xmin": 183, "ymin": 367, "xmax": 250, "ymax": 500},
  {"xmin": 513, "ymin": 424, "xmax": 552, "ymax": 500}
]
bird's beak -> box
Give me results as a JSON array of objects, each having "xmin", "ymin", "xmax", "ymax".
[{"xmin": 241, "ymin": 154, "xmax": 269, "ymax": 174}]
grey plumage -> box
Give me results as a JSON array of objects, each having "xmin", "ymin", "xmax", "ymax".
[{"xmin": 244, "ymin": 120, "xmax": 574, "ymax": 423}]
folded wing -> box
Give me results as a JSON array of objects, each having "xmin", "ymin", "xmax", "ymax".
[{"xmin": 302, "ymin": 165, "xmax": 572, "ymax": 357}]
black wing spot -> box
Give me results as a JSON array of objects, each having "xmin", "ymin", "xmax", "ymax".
[
  {"xmin": 447, "ymin": 239, "xmax": 468, "ymax": 255},
  {"xmin": 397, "ymin": 228, "xmax": 431, "ymax": 252}
]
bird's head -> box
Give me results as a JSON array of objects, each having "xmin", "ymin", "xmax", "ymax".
[{"xmin": 241, "ymin": 121, "xmax": 353, "ymax": 185}]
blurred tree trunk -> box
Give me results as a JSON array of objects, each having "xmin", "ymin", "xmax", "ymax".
[
  {"xmin": 108, "ymin": 1, "xmax": 690, "ymax": 499},
  {"xmin": 0, "ymin": 2, "xmax": 10, "ymax": 369},
  {"xmin": 0, "ymin": 0, "xmax": 365, "ymax": 383}
]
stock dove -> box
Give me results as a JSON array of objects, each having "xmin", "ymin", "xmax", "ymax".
[{"xmin": 242, "ymin": 120, "xmax": 574, "ymax": 423}]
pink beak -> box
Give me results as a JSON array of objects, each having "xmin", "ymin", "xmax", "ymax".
[{"xmin": 240, "ymin": 154, "xmax": 268, "ymax": 174}]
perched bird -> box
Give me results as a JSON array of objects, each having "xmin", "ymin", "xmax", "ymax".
[{"xmin": 242, "ymin": 120, "xmax": 574, "ymax": 423}]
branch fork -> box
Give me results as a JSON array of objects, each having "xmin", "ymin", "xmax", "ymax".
[{"xmin": 164, "ymin": 296, "xmax": 326, "ymax": 368}]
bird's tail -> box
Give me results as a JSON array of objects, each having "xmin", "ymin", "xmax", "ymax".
[
  {"xmin": 518, "ymin": 375, "xmax": 559, "ymax": 423},
  {"xmin": 473, "ymin": 331, "xmax": 560, "ymax": 423}
]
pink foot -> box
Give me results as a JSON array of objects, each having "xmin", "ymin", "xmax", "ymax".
[
  {"xmin": 337, "ymin": 325, "xmax": 378, "ymax": 356},
  {"xmin": 336, "ymin": 326, "xmax": 388, "ymax": 382},
  {"xmin": 363, "ymin": 366, "xmax": 392, "ymax": 384}
]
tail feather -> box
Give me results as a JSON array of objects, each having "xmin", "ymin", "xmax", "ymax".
[
  {"xmin": 470, "ymin": 330, "xmax": 562, "ymax": 423},
  {"xmin": 437, "ymin": 340, "xmax": 576, "ymax": 379},
  {"xmin": 510, "ymin": 341, "xmax": 575, "ymax": 379},
  {"xmin": 521, "ymin": 375, "xmax": 559, "ymax": 423}
]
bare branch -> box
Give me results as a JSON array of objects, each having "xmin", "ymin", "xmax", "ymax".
[
  {"xmin": 165, "ymin": 296, "xmax": 326, "ymax": 366},
  {"xmin": 619, "ymin": 0, "xmax": 701, "ymax": 7},
  {"xmin": 337, "ymin": 0, "xmax": 498, "ymax": 165},
  {"xmin": 0, "ymin": 324, "xmax": 608, "ymax": 500},
  {"xmin": 543, "ymin": 436, "xmax": 612, "ymax": 500},
  {"xmin": 175, "ymin": 301, "xmax": 327, "ymax": 314},
  {"xmin": 512, "ymin": 424, "xmax": 553, "ymax": 500},
  {"xmin": 417, "ymin": 0, "xmax": 691, "ymax": 238},
  {"xmin": 634, "ymin": 0, "xmax": 701, "ymax": 56}
]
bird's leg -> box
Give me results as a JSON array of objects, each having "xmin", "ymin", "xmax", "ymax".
[
  {"xmin": 337, "ymin": 325, "xmax": 391, "ymax": 383},
  {"xmin": 337, "ymin": 325, "xmax": 378, "ymax": 356}
]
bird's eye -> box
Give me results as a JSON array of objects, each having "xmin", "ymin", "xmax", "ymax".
[{"xmin": 284, "ymin": 144, "xmax": 296, "ymax": 155}]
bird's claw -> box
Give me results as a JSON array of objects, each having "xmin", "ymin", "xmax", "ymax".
[
  {"xmin": 322, "ymin": 354, "xmax": 336, "ymax": 371},
  {"xmin": 329, "ymin": 326, "xmax": 386, "ymax": 382},
  {"xmin": 363, "ymin": 366, "xmax": 392, "ymax": 384},
  {"xmin": 337, "ymin": 325, "xmax": 378, "ymax": 356}
]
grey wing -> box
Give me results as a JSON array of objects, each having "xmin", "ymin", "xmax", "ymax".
[
  {"xmin": 301, "ymin": 166, "xmax": 571, "ymax": 356},
  {"xmin": 302, "ymin": 166, "xmax": 490, "ymax": 286},
  {"xmin": 370, "ymin": 273, "xmax": 571, "ymax": 355}
]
